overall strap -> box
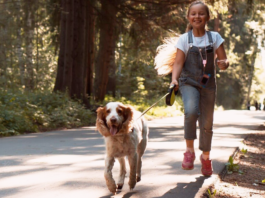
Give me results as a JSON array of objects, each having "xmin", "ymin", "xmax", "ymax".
[
  {"xmin": 188, "ymin": 30, "xmax": 193, "ymax": 48},
  {"xmin": 206, "ymin": 31, "xmax": 213, "ymax": 46}
]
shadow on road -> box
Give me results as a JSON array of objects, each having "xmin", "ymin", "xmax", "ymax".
[{"xmin": 153, "ymin": 176, "xmax": 206, "ymax": 198}]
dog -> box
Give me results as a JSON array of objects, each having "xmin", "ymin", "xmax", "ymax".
[{"xmin": 96, "ymin": 102, "xmax": 149, "ymax": 194}]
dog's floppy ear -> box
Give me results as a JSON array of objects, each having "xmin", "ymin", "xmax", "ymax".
[
  {"xmin": 120, "ymin": 106, "xmax": 134, "ymax": 134},
  {"xmin": 96, "ymin": 106, "xmax": 110, "ymax": 137}
]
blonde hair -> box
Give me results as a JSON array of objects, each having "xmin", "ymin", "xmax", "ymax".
[
  {"xmin": 186, "ymin": 1, "xmax": 210, "ymax": 32},
  {"xmin": 154, "ymin": 33, "xmax": 179, "ymax": 76}
]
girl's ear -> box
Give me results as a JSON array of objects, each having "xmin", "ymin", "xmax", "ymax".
[{"xmin": 96, "ymin": 107, "xmax": 110, "ymax": 137}]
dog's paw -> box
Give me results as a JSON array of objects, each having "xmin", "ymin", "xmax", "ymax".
[
  {"xmin": 128, "ymin": 179, "xmax": 136, "ymax": 190},
  {"xmin": 136, "ymin": 175, "xmax": 141, "ymax": 182},
  {"xmin": 116, "ymin": 184, "xmax": 123, "ymax": 191},
  {"xmin": 106, "ymin": 181, "xmax": 117, "ymax": 194}
]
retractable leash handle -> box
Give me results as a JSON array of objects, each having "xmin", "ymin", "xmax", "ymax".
[{"xmin": 166, "ymin": 84, "xmax": 178, "ymax": 106}]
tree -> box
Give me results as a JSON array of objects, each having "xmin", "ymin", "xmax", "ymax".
[{"xmin": 54, "ymin": 0, "xmax": 95, "ymax": 106}]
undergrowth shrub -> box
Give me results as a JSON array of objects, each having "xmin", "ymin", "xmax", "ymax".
[{"xmin": 0, "ymin": 90, "xmax": 94, "ymax": 136}]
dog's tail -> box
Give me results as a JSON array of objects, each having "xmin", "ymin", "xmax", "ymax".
[{"xmin": 154, "ymin": 33, "xmax": 180, "ymax": 76}]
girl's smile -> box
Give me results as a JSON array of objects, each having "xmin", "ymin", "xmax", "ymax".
[{"xmin": 187, "ymin": 4, "xmax": 209, "ymax": 31}]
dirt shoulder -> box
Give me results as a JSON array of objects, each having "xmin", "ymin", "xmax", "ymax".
[{"xmin": 202, "ymin": 125, "xmax": 265, "ymax": 198}]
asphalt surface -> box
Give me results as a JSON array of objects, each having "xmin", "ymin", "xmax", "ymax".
[{"xmin": 0, "ymin": 110, "xmax": 264, "ymax": 198}]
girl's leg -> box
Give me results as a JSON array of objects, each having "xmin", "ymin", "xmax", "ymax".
[
  {"xmin": 198, "ymin": 88, "xmax": 216, "ymax": 153},
  {"xmin": 180, "ymin": 85, "xmax": 200, "ymax": 170},
  {"xmin": 180, "ymin": 85, "xmax": 200, "ymax": 141},
  {"xmin": 198, "ymin": 88, "xmax": 216, "ymax": 176},
  {"xmin": 186, "ymin": 139, "xmax": 195, "ymax": 153}
]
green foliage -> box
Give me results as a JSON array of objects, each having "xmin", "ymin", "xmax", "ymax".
[
  {"xmin": 225, "ymin": 156, "xmax": 239, "ymax": 174},
  {"xmin": 207, "ymin": 188, "xmax": 217, "ymax": 198},
  {"xmin": 241, "ymin": 148, "xmax": 248, "ymax": 154},
  {"xmin": 0, "ymin": 89, "xmax": 94, "ymax": 136}
]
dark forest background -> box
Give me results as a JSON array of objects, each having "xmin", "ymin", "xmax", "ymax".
[{"xmin": 0, "ymin": 0, "xmax": 265, "ymax": 135}]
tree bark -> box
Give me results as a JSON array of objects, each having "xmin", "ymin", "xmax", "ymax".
[
  {"xmin": 86, "ymin": 0, "xmax": 95, "ymax": 99},
  {"xmin": 94, "ymin": 0, "xmax": 117, "ymax": 101},
  {"xmin": 24, "ymin": 0, "xmax": 35, "ymax": 90},
  {"xmin": 214, "ymin": 10, "xmax": 219, "ymax": 32},
  {"xmin": 61, "ymin": 0, "xmax": 74, "ymax": 94},
  {"xmin": 71, "ymin": 0, "xmax": 86, "ymax": 99},
  {"xmin": 54, "ymin": 0, "xmax": 67, "ymax": 92},
  {"xmin": 106, "ymin": 32, "xmax": 118, "ymax": 97}
]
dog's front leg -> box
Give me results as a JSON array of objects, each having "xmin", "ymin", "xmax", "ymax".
[
  {"xmin": 104, "ymin": 156, "xmax": 116, "ymax": 194},
  {"xmin": 127, "ymin": 153, "xmax": 137, "ymax": 190},
  {"xmin": 117, "ymin": 157, "xmax": 126, "ymax": 191}
]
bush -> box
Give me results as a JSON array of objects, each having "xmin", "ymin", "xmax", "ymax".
[{"xmin": 0, "ymin": 90, "xmax": 95, "ymax": 136}]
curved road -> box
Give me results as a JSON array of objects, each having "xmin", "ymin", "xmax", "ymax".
[{"xmin": 0, "ymin": 110, "xmax": 264, "ymax": 198}]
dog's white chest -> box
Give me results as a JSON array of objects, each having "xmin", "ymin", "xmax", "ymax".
[{"xmin": 105, "ymin": 133, "xmax": 138, "ymax": 158}]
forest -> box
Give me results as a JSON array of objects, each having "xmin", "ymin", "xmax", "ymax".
[{"xmin": 0, "ymin": 0, "xmax": 265, "ymax": 135}]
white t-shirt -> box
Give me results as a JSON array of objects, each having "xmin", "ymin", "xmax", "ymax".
[{"xmin": 175, "ymin": 31, "xmax": 224, "ymax": 57}]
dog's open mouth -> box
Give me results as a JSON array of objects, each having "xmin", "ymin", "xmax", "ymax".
[{"xmin": 110, "ymin": 125, "xmax": 119, "ymax": 136}]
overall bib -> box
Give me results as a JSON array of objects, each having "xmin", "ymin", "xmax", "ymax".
[{"xmin": 179, "ymin": 31, "xmax": 216, "ymax": 152}]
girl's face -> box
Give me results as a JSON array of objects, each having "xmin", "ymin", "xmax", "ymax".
[{"xmin": 187, "ymin": 4, "xmax": 209, "ymax": 30}]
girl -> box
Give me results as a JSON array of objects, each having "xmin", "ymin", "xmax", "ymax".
[
  {"xmin": 160, "ymin": 1, "xmax": 229, "ymax": 177},
  {"xmin": 155, "ymin": 1, "xmax": 229, "ymax": 176}
]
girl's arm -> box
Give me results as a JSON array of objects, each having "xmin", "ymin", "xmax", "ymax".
[
  {"xmin": 171, "ymin": 49, "xmax": 185, "ymax": 91},
  {"xmin": 216, "ymin": 43, "xmax": 229, "ymax": 70}
]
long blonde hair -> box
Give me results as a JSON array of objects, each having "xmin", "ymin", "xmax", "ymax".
[
  {"xmin": 154, "ymin": 33, "xmax": 180, "ymax": 76},
  {"xmin": 186, "ymin": 1, "xmax": 210, "ymax": 32}
]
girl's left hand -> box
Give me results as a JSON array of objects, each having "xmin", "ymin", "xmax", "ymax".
[{"xmin": 217, "ymin": 59, "xmax": 229, "ymax": 70}]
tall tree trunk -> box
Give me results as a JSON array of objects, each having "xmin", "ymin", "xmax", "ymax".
[
  {"xmin": 86, "ymin": 0, "xmax": 95, "ymax": 99},
  {"xmin": 106, "ymin": 32, "xmax": 118, "ymax": 97},
  {"xmin": 63, "ymin": 0, "xmax": 74, "ymax": 93},
  {"xmin": 94, "ymin": 0, "xmax": 117, "ymax": 101},
  {"xmin": 16, "ymin": 1, "xmax": 25, "ymax": 87},
  {"xmin": 214, "ymin": 10, "xmax": 219, "ymax": 32},
  {"xmin": 71, "ymin": 0, "xmax": 86, "ymax": 99},
  {"xmin": 54, "ymin": 0, "xmax": 67, "ymax": 92},
  {"xmin": 24, "ymin": 0, "xmax": 35, "ymax": 90}
]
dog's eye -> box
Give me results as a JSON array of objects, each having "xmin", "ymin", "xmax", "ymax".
[
  {"xmin": 117, "ymin": 109, "xmax": 123, "ymax": 114},
  {"xmin": 106, "ymin": 109, "xmax": 110, "ymax": 114}
]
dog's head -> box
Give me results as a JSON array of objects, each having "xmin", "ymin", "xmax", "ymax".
[{"xmin": 96, "ymin": 102, "xmax": 134, "ymax": 137}]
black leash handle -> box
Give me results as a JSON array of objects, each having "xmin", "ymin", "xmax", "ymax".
[{"xmin": 165, "ymin": 84, "xmax": 178, "ymax": 106}]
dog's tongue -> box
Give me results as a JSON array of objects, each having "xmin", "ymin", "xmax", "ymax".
[{"xmin": 110, "ymin": 126, "xmax": 118, "ymax": 135}]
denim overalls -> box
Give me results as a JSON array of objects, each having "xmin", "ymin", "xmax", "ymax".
[{"xmin": 179, "ymin": 30, "xmax": 216, "ymax": 152}]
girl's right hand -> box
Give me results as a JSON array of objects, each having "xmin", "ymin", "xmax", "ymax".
[{"xmin": 170, "ymin": 79, "xmax": 179, "ymax": 91}]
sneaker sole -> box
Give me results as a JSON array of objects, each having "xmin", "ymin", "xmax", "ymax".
[{"xmin": 181, "ymin": 166, "xmax": 194, "ymax": 170}]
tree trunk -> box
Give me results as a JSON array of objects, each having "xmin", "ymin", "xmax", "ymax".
[
  {"xmin": 94, "ymin": 0, "xmax": 117, "ymax": 101},
  {"xmin": 86, "ymin": 0, "xmax": 95, "ymax": 99},
  {"xmin": 24, "ymin": 0, "xmax": 35, "ymax": 90},
  {"xmin": 54, "ymin": 0, "xmax": 67, "ymax": 92},
  {"xmin": 71, "ymin": 0, "xmax": 86, "ymax": 99},
  {"xmin": 106, "ymin": 32, "xmax": 118, "ymax": 97},
  {"xmin": 214, "ymin": 10, "xmax": 219, "ymax": 32}
]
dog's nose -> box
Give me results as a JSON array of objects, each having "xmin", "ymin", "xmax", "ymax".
[{"xmin": 110, "ymin": 117, "xmax": 117, "ymax": 123}]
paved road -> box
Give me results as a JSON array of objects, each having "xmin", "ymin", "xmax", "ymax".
[{"xmin": 0, "ymin": 110, "xmax": 264, "ymax": 198}]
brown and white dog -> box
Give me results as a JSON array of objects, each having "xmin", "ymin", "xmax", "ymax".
[{"xmin": 96, "ymin": 102, "xmax": 149, "ymax": 194}]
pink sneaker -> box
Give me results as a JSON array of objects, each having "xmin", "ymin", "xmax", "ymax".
[
  {"xmin": 182, "ymin": 151, "xmax": 195, "ymax": 170},
  {"xmin": 200, "ymin": 155, "xmax": 213, "ymax": 177}
]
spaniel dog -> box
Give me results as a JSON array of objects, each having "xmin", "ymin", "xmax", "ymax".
[{"xmin": 96, "ymin": 102, "xmax": 149, "ymax": 194}]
